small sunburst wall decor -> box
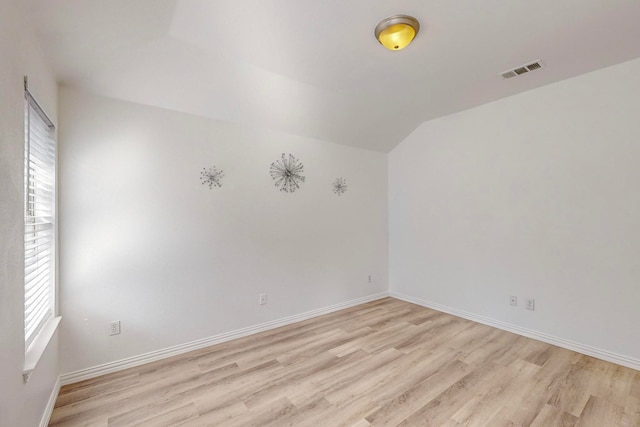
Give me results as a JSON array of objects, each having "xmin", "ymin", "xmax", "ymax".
[
  {"xmin": 332, "ymin": 177, "xmax": 347, "ymax": 196},
  {"xmin": 270, "ymin": 153, "xmax": 305, "ymax": 193},
  {"xmin": 200, "ymin": 166, "xmax": 224, "ymax": 189}
]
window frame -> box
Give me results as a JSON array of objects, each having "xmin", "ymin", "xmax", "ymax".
[{"xmin": 23, "ymin": 81, "xmax": 61, "ymax": 382}]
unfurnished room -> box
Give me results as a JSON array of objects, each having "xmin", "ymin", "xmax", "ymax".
[{"xmin": 1, "ymin": 1, "xmax": 640, "ymax": 426}]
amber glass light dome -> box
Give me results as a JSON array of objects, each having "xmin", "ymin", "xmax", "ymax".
[{"xmin": 375, "ymin": 15, "xmax": 420, "ymax": 51}]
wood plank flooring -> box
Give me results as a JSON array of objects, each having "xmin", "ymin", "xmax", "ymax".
[{"xmin": 50, "ymin": 298, "xmax": 640, "ymax": 426}]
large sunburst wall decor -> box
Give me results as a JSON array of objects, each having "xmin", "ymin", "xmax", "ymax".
[
  {"xmin": 332, "ymin": 177, "xmax": 347, "ymax": 196},
  {"xmin": 270, "ymin": 153, "xmax": 305, "ymax": 193},
  {"xmin": 200, "ymin": 166, "xmax": 224, "ymax": 189}
]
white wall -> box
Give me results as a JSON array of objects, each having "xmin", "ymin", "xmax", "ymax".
[
  {"xmin": 0, "ymin": 1, "xmax": 60, "ymax": 426},
  {"xmin": 58, "ymin": 88, "xmax": 388, "ymax": 374},
  {"xmin": 389, "ymin": 58, "xmax": 640, "ymax": 364}
]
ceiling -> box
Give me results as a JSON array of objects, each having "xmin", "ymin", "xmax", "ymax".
[{"xmin": 27, "ymin": 0, "xmax": 640, "ymax": 152}]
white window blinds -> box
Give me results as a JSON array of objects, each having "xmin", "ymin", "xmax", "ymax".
[{"xmin": 24, "ymin": 89, "xmax": 56, "ymax": 350}]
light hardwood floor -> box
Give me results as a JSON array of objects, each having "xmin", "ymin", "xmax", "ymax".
[{"xmin": 50, "ymin": 298, "xmax": 640, "ymax": 426}]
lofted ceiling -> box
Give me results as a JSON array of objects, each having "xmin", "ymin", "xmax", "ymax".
[{"xmin": 26, "ymin": 0, "xmax": 640, "ymax": 152}]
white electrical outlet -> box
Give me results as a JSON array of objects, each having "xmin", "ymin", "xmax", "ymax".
[
  {"xmin": 526, "ymin": 298, "xmax": 535, "ymax": 311},
  {"xmin": 259, "ymin": 293, "xmax": 267, "ymax": 305},
  {"xmin": 109, "ymin": 320, "xmax": 121, "ymax": 336},
  {"xmin": 509, "ymin": 296, "xmax": 517, "ymax": 306}
]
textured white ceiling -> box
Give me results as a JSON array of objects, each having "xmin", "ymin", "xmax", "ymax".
[{"xmin": 27, "ymin": 0, "xmax": 640, "ymax": 152}]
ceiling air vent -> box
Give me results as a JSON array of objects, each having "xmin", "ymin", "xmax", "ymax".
[
  {"xmin": 500, "ymin": 60, "xmax": 544, "ymax": 79},
  {"xmin": 526, "ymin": 61, "xmax": 542, "ymax": 71}
]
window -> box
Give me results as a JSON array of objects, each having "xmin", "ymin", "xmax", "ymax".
[{"xmin": 24, "ymin": 86, "xmax": 56, "ymax": 352}]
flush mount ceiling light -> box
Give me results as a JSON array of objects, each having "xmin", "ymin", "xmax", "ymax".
[{"xmin": 375, "ymin": 15, "xmax": 420, "ymax": 51}]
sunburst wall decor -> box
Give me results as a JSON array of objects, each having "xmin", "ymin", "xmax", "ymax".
[
  {"xmin": 269, "ymin": 153, "xmax": 305, "ymax": 193},
  {"xmin": 200, "ymin": 166, "xmax": 224, "ymax": 189},
  {"xmin": 332, "ymin": 177, "xmax": 347, "ymax": 196}
]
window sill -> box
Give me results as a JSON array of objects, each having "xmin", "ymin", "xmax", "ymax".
[{"xmin": 23, "ymin": 316, "xmax": 61, "ymax": 383}]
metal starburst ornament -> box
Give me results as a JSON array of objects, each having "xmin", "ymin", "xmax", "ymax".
[
  {"xmin": 270, "ymin": 153, "xmax": 305, "ymax": 193},
  {"xmin": 200, "ymin": 166, "xmax": 224, "ymax": 189},
  {"xmin": 332, "ymin": 177, "xmax": 347, "ymax": 196}
]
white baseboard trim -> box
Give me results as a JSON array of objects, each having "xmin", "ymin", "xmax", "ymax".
[
  {"xmin": 40, "ymin": 375, "xmax": 61, "ymax": 427},
  {"xmin": 390, "ymin": 291, "xmax": 640, "ymax": 371},
  {"xmin": 60, "ymin": 292, "xmax": 389, "ymax": 385}
]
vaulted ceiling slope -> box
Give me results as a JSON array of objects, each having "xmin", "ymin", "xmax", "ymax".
[{"xmin": 27, "ymin": 0, "xmax": 640, "ymax": 152}]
